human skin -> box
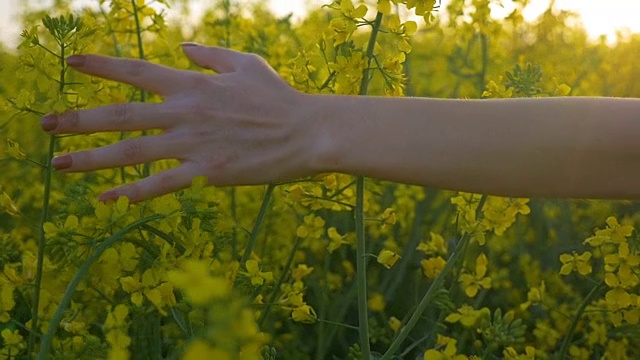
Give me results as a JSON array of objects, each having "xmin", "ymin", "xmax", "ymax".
[{"xmin": 40, "ymin": 43, "xmax": 640, "ymax": 203}]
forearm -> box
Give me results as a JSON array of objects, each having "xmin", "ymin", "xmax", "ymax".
[{"xmin": 309, "ymin": 95, "xmax": 640, "ymax": 199}]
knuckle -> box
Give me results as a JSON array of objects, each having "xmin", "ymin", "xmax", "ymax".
[
  {"xmin": 191, "ymin": 102, "xmax": 214, "ymax": 119},
  {"xmin": 71, "ymin": 150, "xmax": 92, "ymax": 170},
  {"xmin": 126, "ymin": 60, "xmax": 148, "ymax": 78},
  {"xmin": 58, "ymin": 110, "xmax": 80, "ymax": 132},
  {"xmin": 120, "ymin": 138, "xmax": 143, "ymax": 160},
  {"xmin": 124, "ymin": 183, "xmax": 141, "ymax": 203},
  {"xmin": 242, "ymin": 53, "xmax": 263, "ymax": 68},
  {"xmin": 155, "ymin": 173, "xmax": 175, "ymax": 193},
  {"xmin": 112, "ymin": 103, "xmax": 131, "ymax": 127},
  {"xmin": 188, "ymin": 73, "xmax": 213, "ymax": 91},
  {"xmin": 202, "ymin": 154, "xmax": 231, "ymax": 177}
]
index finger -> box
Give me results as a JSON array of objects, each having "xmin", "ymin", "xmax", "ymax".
[{"xmin": 67, "ymin": 54, "xmax": 192, "ymax": 96}]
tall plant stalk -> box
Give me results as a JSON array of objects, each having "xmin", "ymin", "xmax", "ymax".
[
  {"xmin": 240, "ymin": 185, "xmax": 275, "ymax": 265},
  {"xmin": 130, "ymin": 0, "xmax": 150, "ymax": 178},
  {"xmin": 381, "ymin": 195, "xmax": 487, "ymax": 359},
  {"xmin": 355, "ymin": 11, "xmax": 384, "ymax": 359},
  {"xmin": 27, "ymin": 39, "xmax": 68, "ymax": 357}
]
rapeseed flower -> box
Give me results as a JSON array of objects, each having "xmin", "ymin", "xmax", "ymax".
[
  {"xmin": 377, "ymin": 249, "xmax": 401, "ymax": 269},
  {"xmin": 559, "ymin": 251, "xmax": 592, "ymax": 276}
]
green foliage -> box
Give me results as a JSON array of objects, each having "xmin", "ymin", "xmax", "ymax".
[{"xmin": 504, "ymin": 63, "xmax": 543, "ymax": 97}]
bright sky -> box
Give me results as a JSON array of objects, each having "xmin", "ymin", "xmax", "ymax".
[{"xmin": 0, "ymin": 0, "xmax": 638, "ymax": 47}]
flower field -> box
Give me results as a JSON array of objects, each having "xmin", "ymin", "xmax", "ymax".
[{"xmin": 0, "ymin": 0, "xmax": 639, "ymax": 359}]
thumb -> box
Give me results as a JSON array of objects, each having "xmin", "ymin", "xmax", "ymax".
[{"xmin": 181, "ymin": 43, "xmax": 243, "ymax": 74}]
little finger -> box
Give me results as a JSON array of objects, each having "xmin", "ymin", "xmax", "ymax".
[{"xmin": 99, "ymin": 163, "xmax": 199, "ymax": 203}]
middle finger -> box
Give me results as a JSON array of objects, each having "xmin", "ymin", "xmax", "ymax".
[{"xmin": 44, "ymin": 102, "xmax": 177, "ymax": 135}]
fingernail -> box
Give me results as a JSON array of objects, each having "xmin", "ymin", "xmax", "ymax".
[
  {"xmin": 99, "ymin": 191, "xmax": 119, "ymax": 202},
  {"xmin": 41, "ymin": 114, "xmax": 58, "ymax": 132},
  {"xmin": 181, "ymin": 42, "xmax": 200, "ymax": 48},
  {"xmin": 67, "ymin": 55, "xmax": 86, "ymax": 67},
  {"xmin": 52, "ymin": 155, "xmax": 72, "ymax": 170}
]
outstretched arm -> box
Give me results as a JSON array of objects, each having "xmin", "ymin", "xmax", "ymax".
[
  {"xmin": 311, "ymin": 95, "xmax": 640, "ymax": 200},
  {"xmin": 42, "ymin": 44, "xmax": 640, "ymax": 202}
]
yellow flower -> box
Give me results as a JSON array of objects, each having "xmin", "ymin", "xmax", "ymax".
[
  {"xmin": 368, "ymin": 292, "xmax": 386, "ymax": 313},
  {"xmin": 377, "ymin": 0, "xmax": 392, "ymax": 14},
  {"xmin": 144, "ymin": 282, "xmax": 176, "ymax": 316},
  {"xmin": 0, "ymin": 279, "xmax": 16, "ymax": 323},
  {"xmin": 339, "ymin": 0, "xmax": 367, "ymax": 19},
  {"xmin": 388, "ymin": 316, "xmax": 401, "ymax": 333},
  {"xmin": 559, "ymin": 251, "xmax": 592, "ymax": 276},
  {"xmin": 242, "ymin": 260, "xmax": 273, "ymax": 286},
  {"xmin": 423, "ymin": 338, "xmax": 468, "ymax": 360},
  {"xmin": 504, "ymin": 346, "xmax": 536, "ymax": 360},
  {"xmin": 327, "ymin": 227, "xmax": 348, "ymax": 253},
  {"xmin": 118, "ymin": 242, "xmax": 139, "ymax": 272},
  {"xmin": 183, "ymin": 341, "xmax": 233, "ymax": 360},
  {"xmin": 167, "ymin": 260, "xmax": 231, "ymax": 305},
  {"xmin": 377, "ymin": 249, "xmax": 401, "ymax": 269},
  {"xmin": 585, "ymin": 217, "xmax": 634, "ymax": 246},
  {"xmin": 119, "ymin": 276, "xmax": 143, "ymax": 306},
  {"xmin": 296, "ymin": 215, "xmax": 326, "ymax": 239},
  {"xmin": 445, "ymin": 305, "xmax": 490, "ymax": 328},
  {"xmin": 416, "ymin": 232, "xmax": 448, "ymax": 256},
  {"xmin": 604, "ymin": 242, "xmax": 640, "ymax": 288},
  {"xmin": 291, "ymin": 304, "xmax": 317, "ymax": 323},
  {"xmin": 43, "ymin": 215, "xmax": 79, "ymax": 239},
  {"xmin": 104, "ymin": 304, "xmax": 129, "ymax": 329},
  {"xmin": 0, "ymin": 192, "xmax": 19, "ymax": 216},
  {"xmin": 106, "ymin": 329, "xmax": 131, "ymax": 349},
  {"xmin": 5, "ymin": 139, "xmax": 26, "ymax": 160},
  {"xmin": 292, "ymin": 264, "xmax": 314, "ymax": 281},
  {"xmin": 381, "ymin": 207, "xmax": 397, "ymax": 226},
  {"xmin": 604, "ymin": 287, "xmax": 632, "ymax": 311},
  {"xmin": 421, "ymin": 256, "xmax": 446, "ymax": 280},
  {"xmin": 1, "ymin": 329, "xmax": 22, "ymax": 346},
  {"xmin": 459, "ymin": 253, "xmax": 492, "ymax": 297},
  {"xmin": 329, "ymin": 52, "xmax": 366, "ymax": 94},
  {"xmin": 520, "ymin": 282, "xmax": 545, "ymax": 310},
  {"xmin": 568, "ymin": 346, "xmax": 590, "ymax": 360}
]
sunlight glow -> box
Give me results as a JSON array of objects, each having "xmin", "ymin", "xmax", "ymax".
[{"xmin": 1, "ymin": 0, "xmax": 639, "ymax": 46}]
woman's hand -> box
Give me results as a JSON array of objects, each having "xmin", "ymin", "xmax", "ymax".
[{"xmin": 41, "ymin": 44, "xmax": 320, "ymax": 203}]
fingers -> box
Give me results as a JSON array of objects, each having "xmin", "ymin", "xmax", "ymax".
[
  {"xmin": 67, "ymin": 54, "xmax": 194, "ymax": 96},
  {"xmin": 54, "ymin": 135, "xmax": 179, "ymax": 172},
  {"xmin": 99, "ymin": 163, "xmax": 199, "ymax": 203},
  {"xmin": 181, "ymin": 43, "xmax": 250, "ymax": 73},
  {"xmin": 42, "ymin": 102, "xmax": 176, "ymax": 135}
]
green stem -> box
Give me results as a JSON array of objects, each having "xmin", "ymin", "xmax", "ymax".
[
  {"xmin": 37, "ymin": 215, "xmax": 162, "ymax": 360},
  {"xmin": 258, "ymin": 235, "xmax": 302, "ymax": 327},
  {"xmin": 354, "ymin": 12, "xmax": 384, "ymax": 360},
  {"xmin": 131, "ymin": 0, "xmax": 150, "ymax": 178},
  {"xmin": 27, "ymin": 43, "xmax": 66, "ymax": 356},
  {"xmin": 381, "ymin": 234, "xmax": 470, "ymax": 360},
  {"xmin": 240, "ymin": 185, "xmax": 275, "ymax": 266},
  {"xmin": 28, "ymin": 134, "xmax": 56, "ymax": 355},
  {"xmin": 231, "ymin": 187, "xmax": 238, "ymax": 258},
  {"xmin": 557, "ymin": 280, "xmax": 605, "ymax": 359},
  {"xmin": 355, "ymin": 177, "xmax": 370, "ymax": 358},
  {"xmin": 316, "ymin": 318, "xmax": 359, "ymax": 331},
  {"xmin": 382, "ymin": 195, "xmax": 486, "ymax": 359}
]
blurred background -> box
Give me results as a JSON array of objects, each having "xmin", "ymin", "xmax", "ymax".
[{"xmin": 2, "ymin": 0, "xmax": 640, "ymax": 47}]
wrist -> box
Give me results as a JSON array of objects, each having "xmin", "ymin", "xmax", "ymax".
[{"xmin": 303, "ymin": 94, "xmax": 351, "ymax": 175}]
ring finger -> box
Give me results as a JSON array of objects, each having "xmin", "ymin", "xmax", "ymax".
[{"xmin": 54, "ymin": 134, "xmax": 181, "ymax": 172}]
